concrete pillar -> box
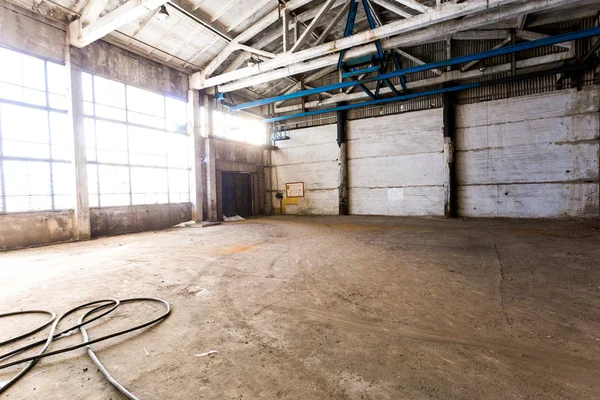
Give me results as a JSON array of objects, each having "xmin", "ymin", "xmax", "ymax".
[
  {"xmin": 67, "ymin": 49, "xmax": 91, "ymax": 240},
  {"xmin": 337, "ymin": 105, "xmax": 349, "ymax": 215},
  {"xmin": 188, "ymin": 89, "xmax": 203, "ymax": 222},
  {"xmin": 263, "ymin": 148, "xmax": 273, "ymax": 215},
  {"xmin": 443, "ymin": 90, "xmax": 457, "ymax": 218},
  {"xmin": 202, "ymin": 93, "xmax": 218, "ymax": 221}
]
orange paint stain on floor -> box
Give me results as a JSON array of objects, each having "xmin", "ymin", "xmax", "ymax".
[{"xmin": 221, "ymin": 245, "xmax": 252, "ymax": 254}]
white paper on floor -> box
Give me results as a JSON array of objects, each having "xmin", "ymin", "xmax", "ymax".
[
  {"xmin": 223, "ymin": 215, "xmax": 245, "ymax": 222},
  {"xmin": 195, "ymin": 350, "xmax": 218, "ymax": 357},
  {"xmin": 173, "ymin": 220, "xmax": 196, "ymax": 228}
]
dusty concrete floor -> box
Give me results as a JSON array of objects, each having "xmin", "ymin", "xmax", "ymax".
[{"xmin": 1, "ymin": 216, "xmax": 600, "ymax": 400}]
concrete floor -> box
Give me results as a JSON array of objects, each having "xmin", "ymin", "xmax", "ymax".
[{"xmin": 1, "ymin": 216, "xmax": 600, "ymax": 399}]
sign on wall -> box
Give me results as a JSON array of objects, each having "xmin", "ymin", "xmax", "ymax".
[{"xmin": 285, "ymin": 182, "xmax": 304, "ymax": 198}]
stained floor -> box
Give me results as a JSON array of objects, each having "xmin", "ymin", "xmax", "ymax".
[{"xmin": 1, "ymin": 216, "xmax": 600, "ymax": 399}]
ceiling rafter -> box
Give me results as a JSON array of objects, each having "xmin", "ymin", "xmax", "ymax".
[
  {"xmin": 195, "ymin": 0, "xmax": 522, "ymax": 89},
  {"xmin": 126, "ymin": 7, "xmax": 160, "ymax": 45},
  {"xmin": 68, "ymin": 0, "xmax": 169, "ymax": 48},
  {"xmin": 211, "ymin": 0, "xmax": 582, "ymax": 93},
  {"xmin": 210, "ymin": 0, "xmax": 239, "ymax": 22},
  {"xmin": 227, "ymin": 0, "xmax": 275, "ymax": 32},
  {"xmin": 314, "ymin": 0, "xmax": 353, "ymax": 45},
  {"xmin": 201, "ymin": 0, "xmax": 317, "ymax": 78},
  {"xmin": 395, "ymin": 48, "xmax": 442, "ymax": 75},
  {"xmin": 392, "ymin": 0, "xmax": 430, "ymax": 14},
  {"xmin": 369, "ymin": 0, "xmax": 414, "ymax": 19},
  {"xmin": 274, "ymin": 65, "xmax": 338, "ymax": 104},
  {"xmin": 80, "ymin": 0, "xmax": 110, "ymax": 25},
  {"xmin": 291, "ymin": 0, "xmax": 337, "ymax": 52},
  {"xmin": 222, "ymin": 0, "xmax": 348, "ymax": 74},
  {"xmin": 460, "ymin": 34, "xmax": 512, "ymax": 72}
]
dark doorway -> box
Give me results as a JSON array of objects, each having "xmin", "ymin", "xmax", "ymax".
[{"xmin": 222, "ymin": 172, "xmax": 252, "ymax": 218}]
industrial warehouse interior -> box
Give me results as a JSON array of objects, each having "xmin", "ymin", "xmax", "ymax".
[{"xmin": 1, "ymin": 0, "xmax": 600, "ymax": 398}]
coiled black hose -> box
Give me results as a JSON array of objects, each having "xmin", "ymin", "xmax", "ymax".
[{"xmin": 0, "ymin": 298, "xmax": 170, "ymax": 398}]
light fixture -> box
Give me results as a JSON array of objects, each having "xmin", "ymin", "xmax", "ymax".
[
  {"xmin": 158, "ymin": 5, "xmax": 170, "ymax": 21},
  {"xmin": 379, "ymin": 107, "xmax": 384, "ymax": 115},
  {"xmin": 316, "ymin": 100, "xmax": 323, "ymax": 107},
  {"xmin": 247, "ymin": 57, "xmax": 257, "ymax": 67},
  {"xmin": 479, "ymin": 66, "xmax": 487, "ymax": 72}
]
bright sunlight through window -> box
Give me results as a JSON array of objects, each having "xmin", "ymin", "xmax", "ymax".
[
  {"xmin": 0, "ymin": 46, "xmax": 71, "ymax": 213},
  {"xmin": 82, "ymin": 73, "xmax": 190, "ymax": 207},
  {"xmin": 213, "ymin": 110, "xmax": 266, "ymax": 145}
]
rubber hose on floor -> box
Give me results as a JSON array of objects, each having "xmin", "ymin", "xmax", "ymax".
[{"xmin": 0, "ymin": 298, "xmax": 171, "ymax": 398}]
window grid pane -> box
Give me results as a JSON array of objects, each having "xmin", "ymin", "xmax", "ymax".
[
  {"xmin": 0, "ymin": 47, "xmax": 71, "ymax": 213},
  {"xmin": 84, "ymin": 72, "xmax": 190, "ymax": 207}
]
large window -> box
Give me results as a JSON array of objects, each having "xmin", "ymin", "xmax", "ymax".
[
  {"xmin": 82, "ymin": 73, "xmax": 190, "ymax": 207},
  {"xmin": 213, "ymin": 110, "xmax": 266, "ymax": 145},
  {"xmin": 0, "ymin": 46, "xmax": 72, "ymax": 213}
]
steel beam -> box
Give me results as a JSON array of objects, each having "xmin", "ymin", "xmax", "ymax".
[
  {"xmin": 276, "ymin": 51, "xmax": 572, "ymax": 112},
  {"xmin": 69, "ymin": 0, "xmax": 170, "ymax": 47},
  {"xmin": 291, "ymin": 0, "xmax": 337, "ymax": 52},
  {"xmin": 342, "ymin": 66, "xmax": 379, "ymax": 78},
  {"xmin": 394, "ymin": 0, "xmax": 430, "ymax": 14},
  {"xmin": 263, "ymin": 63, "xmax": 588, "ymax": 122},
  {"xmin": 395, "ymin": 48, "xmax": 442, "ymax": 75},
  {"xmin": 229, "ymin": 26, "xmax": 600, "ymax": 111},
  {"xmin": 315, "ymin": 0, "xmax": 353, "ymax": 46},
  {"xmin": 213, "ymin": 0, "xmax": 582, "ymax": 92},
  {"xmin": 460, "ymin": 35, "xmax": 512, "ymax": 72},
  {"xmin": 194, "ymin": 0, "xmax": 536, "ymax": 88},
  {"xmin": 201, "ymin": 0, "xmax": 315, "ymax": 77}
]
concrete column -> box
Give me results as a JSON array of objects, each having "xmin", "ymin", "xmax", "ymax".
[
  {"xmin": 188, "ymin": 89, "xmax": 203, "ymax": 222},
  {"xmin": 68, "ymin": 50, "xmax": 91, "ymax": 240},
  {"xmin": 263, "ymin": 148, "xmax": 273, "ymax": 215},
  {"xmin": 337, "ymin": 105, "xmax": 349, "ymax": 215},
  {"xmin": 443, "ymin": 90, "xmax": 457, "ymax": 218},
  {"xmin": 202, "ymin": 93, "xmax": 218, "ymax": 221},
  {"xmin": 252, "ymin": 173, "xmax": 260, "ymax": 216},
  {"xmin": 214, "ymin": 167, "xmax": 222, "ymax": 221}
]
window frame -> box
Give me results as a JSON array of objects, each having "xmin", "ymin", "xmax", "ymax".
[
  {"xmin": 0, "ymin": 45, "xmax": 71, "ymax": 214},
  {"xmin": 82, "ymin": 72, "xmax": 191, "ymax": 208}
]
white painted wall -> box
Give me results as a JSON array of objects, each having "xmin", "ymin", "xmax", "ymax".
[
  {"xmin": 347, "ymin": 109, "xmax": 445, "ymax": 216},
  {"xmin": 270, "ymin": 87, "xmax": 600, "ymax": 218},
  {"xmin": 456, "ymin": 86, "xmax": 600, "ymax": 218},
  {"xmin": 271, "ymin": 124, "xmax": 339, "ymax": 214}
]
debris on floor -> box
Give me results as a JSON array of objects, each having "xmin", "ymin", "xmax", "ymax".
[
  {"xmin": 195, "ymin": 350, "xmax": 218, "ymax": 357},
  {"xmin": 201, "ymin": 221, "xmax": 222, "ymax": 228},
  {"xmin": 173, "ymin": 221, "xmax": 197, "ymax": 228},
  {"xmin": 224, "ymin": 215, "xmax": 245, "ymax": 222}
]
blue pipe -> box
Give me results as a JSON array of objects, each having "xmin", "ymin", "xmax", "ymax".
[
  {"xmin": 264, "ymin": 83, "xmax": 480, "ymax": 122},
  {"xmin": 341, "ymin": 66, "xmax": 379, "ymax": 78},
  {"xmin": 263, "ymin": 63, "xmax": 588, "ymax": 123},
  {"xmin": 229, "ymin": 26, "xmax": 600, "ymax": 111}
]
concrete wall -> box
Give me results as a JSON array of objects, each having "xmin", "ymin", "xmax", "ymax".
[
  {"xmin": 456, "ymin": 86, "xmax": 600, "ymax": 218},
  {"xmin": 270, "ymin": 87, "xmax": 599, "ymax": 218},
  {"xmin": 213, "ymin": 139, "xmax": 268, "ymax": 219},
  {"xmin": 271, "ymin": 124, "xmax": 339, "ymax": 215},
  {"xmin": 70, "ymin": 40, "xmax": 188, "ymax": 99},
  {"xmin": 90, "ymin": 203, "xmax": 192, "ymax": 237},
  {"xmin": 0, "ymin": 0, "xmax": 65, "ymax": 62},
  {"xmin": 347, "ymin": 109, "xmax": 445, "ymax": 216},
  {"xmin": 0, "ymin": 211, "xmax": 75, "ymax": 251}
]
